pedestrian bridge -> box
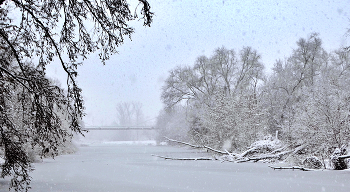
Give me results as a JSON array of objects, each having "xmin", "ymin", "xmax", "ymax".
[{"xmin": 83, "ymin": 126, "xmax": 156, "ymax": 131}]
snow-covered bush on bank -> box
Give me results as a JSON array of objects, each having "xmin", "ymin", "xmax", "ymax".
[
  {"xmin": 249, "ymin": 135, "xmax": 282, "ymax": 153},
  {"xmin": 330, "ymin": 147, "xmax": 349, "ymax": 170},
  {"xmin": 302, "ymin": 156, "xmax": 323, "ymax": 169}
]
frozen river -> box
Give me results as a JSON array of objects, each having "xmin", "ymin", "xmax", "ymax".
[{"xmin": 1, "ymin": 142, "xmax": 350, "ymax": 192}]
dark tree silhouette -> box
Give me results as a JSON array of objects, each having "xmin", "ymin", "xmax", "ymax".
[{"xmin": 0, "ymin": 0, "xmax": 153, "ymax": 191}]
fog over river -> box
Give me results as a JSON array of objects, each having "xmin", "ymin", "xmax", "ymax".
[{"xmin": 1, "ymin": 143, "xmax": 349, "ymax": 192}]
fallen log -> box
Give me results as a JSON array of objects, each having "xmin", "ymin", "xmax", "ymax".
[
  {"xmin": 268, "ymin": 165, "xmax": 312, "ymax": 171},
  {"xmin": 164, "ymin": 137, "xmax": 202, "ymax": 149},
  {"xmin": 339, "ymin": 154, "xmax": 350, "ymax": 160},
  {"xmin": 236, "ymin": 156, "xmax": 276, "ymax": 163},
  {"xmin": 290, "ymin": 145, "xmax": 305, "ymax": 156},
  {"xmin": 162, "ymin": 137, "xmax": 312, "ymax": 166},
  {"xmin": 270, "ymin": 146, "xmax": 287, "ymax": 154},
  {"xmin": 236, "ymin": 150, "xmax": 293, "ymax": 163},
  {"xmin": 164, "ymin": 137, "xmax": 230, "ymax": 155},
  {"xmin": 239, "ymin": 147, "xmax": 257, "ymax": 158},
  {"xmin": 152, "ymin": 154, "xmax": 212, "ymax": 161},
  {"xmin": 204, "ymin": 145, "xmax": 232, "ymax": 155},
  {"xmin": 216, "ymin": 152, "xmax": 236, "ymax": 163}
]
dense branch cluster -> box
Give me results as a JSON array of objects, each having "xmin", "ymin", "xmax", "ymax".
[
  {"xmin": 160, "ymin": 46, "xmax": 265, "ymax": 150},
  {"xmin": 0, "ymin": 0, "xmax": 153, "ymax": 191}
]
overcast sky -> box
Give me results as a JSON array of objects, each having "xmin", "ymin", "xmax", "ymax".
[{"xmin": 46, "ymin": 0, "xmax": 350, "ymax": 126}]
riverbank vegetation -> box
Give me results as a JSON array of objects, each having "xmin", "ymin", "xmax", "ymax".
[{"xmin": 157, "ymin": 33, "xmax": 350, "ymax": 170}]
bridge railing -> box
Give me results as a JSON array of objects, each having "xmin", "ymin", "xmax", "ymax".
[{"xmin": 83, "ymin": 126, "xmax": 157, "ymax": 131}]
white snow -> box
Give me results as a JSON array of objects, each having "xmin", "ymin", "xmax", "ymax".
[{"xmin": 1, "ymin": 143, "xmax": 349, "ymax": 192}]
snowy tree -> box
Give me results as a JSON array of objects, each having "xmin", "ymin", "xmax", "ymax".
[
  {"xmin": 197, "ymin": 94, "xmax": 238, "ymax": 150},
  {"xmin": 0, "ymin": 0, "xmax": 153, "ymax": 190},
  {"xmin": 263, "ymin": 33, "xmax": 327, "ymax": 141},
  {"xmin": 161, "ymin": 47, "xmax": 238, "ymax": 109},
  {"xmin": 295, "ymin": 48, "xmax": 350, "ymax": 154},
  {"xmin": 116, "ymin": 102, "xmax": 145, "ymax": 126},
  {"xmin": 162, "ymin": 46, "xmax": 264, "ymax": 108},
  {"xmin": 161, "ymin": 46, "xmax": 265, "ymax": 151},
  {"xmin": 263, "ymin": 33, "xmax": 350, "ymax": 168},
  {"xmin": 116, "ymin": 102, "xmax": 133, "ymax": 126},
  {"xmin": 0, "ymin": 61, "xmax": 78, "ymax": 190},
  {"xmin": 197, "ymin": 92, "xmax": 266, "ymax": 151}
]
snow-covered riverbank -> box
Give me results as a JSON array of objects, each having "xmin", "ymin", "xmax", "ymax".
[{"xmin": 1, "ymin": 142, "xmax": 349, "ymax": 192}]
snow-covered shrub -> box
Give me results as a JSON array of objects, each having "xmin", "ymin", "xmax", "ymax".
[
  {"xmin": 23, "ymin": 139, "xmax": 77, "ymax": 163},
  {"xmin": 330, "ymin": 148, "xmax": 348, "ymax": 170},
  {"xmin": 302, "ymin": 156, "xmax": 323, "ymax": 169},
  {"xmin": 216, "ymin": 154, "xmax": 235, "ymax": 162},
  {"xmin": 249, "ymin": 136, "xmax": 282, "ymax": 153}
]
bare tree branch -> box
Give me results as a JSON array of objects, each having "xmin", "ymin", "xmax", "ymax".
[
  {"xmin": 268, "ymin": 166, "xmax": 313, "ymax": 171},
  {"xmin": 164, "ymin": 137, "xmax": 229, "ymax": 155}
]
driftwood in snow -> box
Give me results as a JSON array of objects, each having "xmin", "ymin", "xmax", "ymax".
[
  {"xmin": 164, "ymin": 137, "xmax": 202, "ymax": 149},
  {"xmin": 164, "ymin": 137, "xmax": 231, "ymax": 155},
  {"xmin": 236, "ymin": 138, "xmax": 287, "ymax": 160},
  {"xmin": 268, "ymin": 165, "xmax": 312, "ymax": 171},
  {"xmin": 236, "ymin": 150, "xmax": 291, "ymax": 163},
  {"xmin": 239, "ymin": 147, "xmax": 258, "ymax": 158},
  {"xmin": 339, "ymin": 154, "xmax": 350, "ymax": 159},
  {"xmin": 157, "ymin": 137, "xmax": 350, "ymax": 171},
  {"xmin": 163, "ymin": 137, "xmax": 292, "ymax": 163},
  {"xmin": 152, "ymin": 154, "xmax": 212, "ymax": 161},
  {"xmin": 270, "ymin": 145, "xmax": 305, "ymax": 162},
  {"xmin": 205, "ymin": 145, "xmax": 233, "ymax": 155},
  {"xmin": 162, "ymin": 137, "xmax": 323, "ymax": 169},
  {"xmin": 290, "ymin": 145, "xmax": 305, "ymax": 156},
  {"xmin": 270, "ymin": 146, "xmax": 287, "ymax": 154},
  {"xmin": 238, "ymin": 146, "xmax": 279, "ymax": 159}
]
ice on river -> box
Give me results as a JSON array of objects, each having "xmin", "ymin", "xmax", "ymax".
[{"xmin": 1, "ymin": 141, "xmax": 350, "ymax": 192}]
